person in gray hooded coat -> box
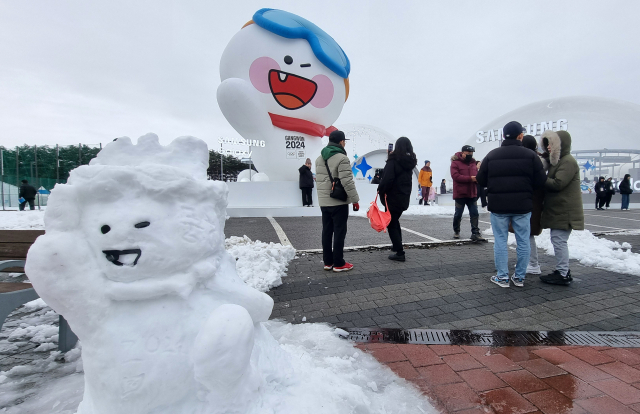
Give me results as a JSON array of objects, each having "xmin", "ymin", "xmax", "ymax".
[{"xmin": 538, "ymin": 130, "xmax": 584, "ymax": 285}]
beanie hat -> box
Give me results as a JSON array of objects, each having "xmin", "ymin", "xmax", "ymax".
[
  {"xmin": 522, "ymin": 135, "xmax": 537, "ymax": 151},
  {"xmin": 425, "ymin": 160, "xmax": 430, "ymax": 164}
]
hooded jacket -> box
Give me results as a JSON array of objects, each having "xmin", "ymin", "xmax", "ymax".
[
  {"xmin": 19, "ymin": 183, "xmax": 37, "ymax": 199},
  {"xmin": 594, "ymin": 177, "xmax": 607, "ymax": 196},
  {"xmin": 315, "ymin": 142, "xmax": 359, "ymax": 207},
  {"xmin": 540, "ymin": 130, "xmax": 584, "ymax": 230},
  {"xmin": 450, "ymin": 152, "xmax": 478, "ymax": 199},
  {"xmin": 476, "ymin": 139, "xmax": 546, "ymax": 215},
  {"xmin": 619, "ymin": 178, "xmax": 633, "ymax": 195},
  {"xmin": 298, "ymin": 165, "xmax": 314, "ymax": 189},
  {"xmin": 378, "ymin": 154, "xmax": 418, "ymax": 212},
  {"xmin": 418, "ymin": 166, "xmax": 433, "ymax": 187}
]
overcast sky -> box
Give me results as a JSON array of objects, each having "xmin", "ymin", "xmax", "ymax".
[{"xmin": 2, "ymin": 0, "xmax": 640, "ymax": 180}]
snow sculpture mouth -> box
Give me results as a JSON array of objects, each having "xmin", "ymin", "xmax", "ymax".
[
  {"xmin": 102, "ymin": 249, "xmax": 142, "ymax": 267},
  {"xmin": 268, "ymin": 69, "xmax": 317, "ymax": 110}
]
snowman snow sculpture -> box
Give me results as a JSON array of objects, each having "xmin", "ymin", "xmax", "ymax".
[
  {"xmin": 25, "ymin": 134, "xmax": 287, "ymax": 414},
  {"xmin": 218, "ymin": 8, "xmax": 350, "ymax": 181}
]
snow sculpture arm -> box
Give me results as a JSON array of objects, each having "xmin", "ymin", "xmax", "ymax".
[
  {"xmin": 217, "ymin": 78, "xmax": 274, "ymax": 141},
  {"xmin": 25, "ymin": 232, "xmax": 109, "ymax": 338}
]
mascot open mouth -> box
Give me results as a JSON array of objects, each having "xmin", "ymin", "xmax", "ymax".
[
  {"xmin": 268, "ymin": 69, "xmax": 317, "ymax": 110},
  {"xmin": 103, "ymin": 249, "xmax": 142, "ymax": 267}
]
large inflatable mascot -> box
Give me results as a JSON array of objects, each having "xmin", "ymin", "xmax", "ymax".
[{"xmin": 218, "ymin": 8, "xmax": 350, "ymax": 181}]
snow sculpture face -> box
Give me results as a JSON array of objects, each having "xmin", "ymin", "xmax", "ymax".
[
  {"xmin": 25, "ymin": 134, "xmax": 277, "ymax": 414},
  {"xmin": 217, "ymin": 8, "xmax": 351, "ymax": 181}
]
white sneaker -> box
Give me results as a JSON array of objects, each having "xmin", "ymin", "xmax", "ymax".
[
  {"xmin": 510, "ymin": 274, "xmax": 524, "ymax": 287},
  {"xmin": 526, "ymin": 264, "xmax": 541, "ymax": 275}
]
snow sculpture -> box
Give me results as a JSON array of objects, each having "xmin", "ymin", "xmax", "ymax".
[
  {"xmin": 218, "ymin": 8, "xmax": 351, "ymax": 181},
  {"xmin": 25, "ymin": 133, "xmax": 286, "ymax": 414}
]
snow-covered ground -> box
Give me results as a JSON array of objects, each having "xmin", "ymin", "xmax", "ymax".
[
  {"xmin": 0, "ymin": 302, "xmax": 434, "ymax": 414},
  {"xmin": 497, "ymin": 228, "xmax": 640, "ymax": 276},
  {"xmin": 0, "ymin": 210, "xmax": 46, "ymax": 230}
]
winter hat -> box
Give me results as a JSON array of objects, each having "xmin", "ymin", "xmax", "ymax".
[
  {"xmin": 522, "ymin": 135, "xmax": 537, "ymax": 151},
  {"xmin": 424, "ymin": 160, "xmax": 430, "ymax": 164},
  {"xmin": 503, "ymin": 121, "xmax": 525, "ymax": 139},
  {"xmin": 461, "ymin": 145, "xmax": 475, "ymax": 152},
  {"xmin": 329, "ymin": 130, "xmax": 348, "ymax": 143}
]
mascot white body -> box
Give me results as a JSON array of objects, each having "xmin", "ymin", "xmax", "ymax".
[
  {"xmin": 25, "ymin": 134, "xmax": 287, "ymax": 414},
  {"xmin": 218, "ymin": 8, "xmax": 351, "ymax": 181}
]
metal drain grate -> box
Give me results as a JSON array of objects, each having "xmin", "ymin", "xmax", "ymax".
[{"xmin": 348, "ymin": 328, "xmax": 640, "ymax": 348}]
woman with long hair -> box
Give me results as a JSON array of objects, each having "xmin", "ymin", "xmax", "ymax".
[{"xmin": 377, "ymin": 137, "xmax": 418, "ymax": 261}]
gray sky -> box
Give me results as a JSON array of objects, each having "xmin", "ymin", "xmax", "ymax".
[{"xmin": 2, "ymin": 0, "xmax": 640, "ymax": 181}]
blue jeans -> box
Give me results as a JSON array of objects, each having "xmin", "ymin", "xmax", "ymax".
[
  {"xmin": 621, "ymin": 194, "xmax": 630, "ymax": 210},
  {"xmin": 490, "ymin": 212, "xmax": 531, "ymax": 281}
]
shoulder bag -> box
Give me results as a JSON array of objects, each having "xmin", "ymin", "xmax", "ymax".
[{"xmin": 324, "ymin": 159, "xmax": 348, "ymax": 201}]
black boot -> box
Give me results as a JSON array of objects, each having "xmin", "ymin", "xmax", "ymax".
[
  {"xmin": 470, "ymin": 233, "xmax": 486, "ymax": 242},
  {"xmin": 540, "ymin": 270, "xmax": 572, "ymax": 285},
  {"xmin": 388, "ymin": 253, "xmax": 406, "ymax": 262},
  {"xmin": 419, "ymin": 198, "xmax": 423, "ymax": 205}
]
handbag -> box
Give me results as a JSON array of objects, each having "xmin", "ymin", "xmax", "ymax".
[
  {"xmin": 324, "ymin": 159, "xmax": 348, "ymax": 201},
  {"xmin": 367, "ymin": 193, "xmax": 392, "ymax": 233}
]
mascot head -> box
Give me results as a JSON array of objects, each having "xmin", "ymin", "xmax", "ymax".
[{"xmin": 220, "ymin": 8, "xmax": 350, "ymax": 128}]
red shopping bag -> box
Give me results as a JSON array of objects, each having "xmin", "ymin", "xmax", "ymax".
[{"xmin": 367, "ymin": 193, "xmax": 392, "ymax": 233}]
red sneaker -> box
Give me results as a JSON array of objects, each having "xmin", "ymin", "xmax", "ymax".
[
  {"xmin": 323, "ymin": 265, "xmax": 333, "ymax": 271},
  {"xmin": 333, "ymin": 262, "xmax": 353, "ymax": 272}
]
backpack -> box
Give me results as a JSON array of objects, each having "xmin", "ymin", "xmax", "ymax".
[{"xmin": 367, "ymin": 193, "xmax": 392, "ymax": 233}]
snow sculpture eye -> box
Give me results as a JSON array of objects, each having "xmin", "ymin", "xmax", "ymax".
[
  {"xmin": 284, "ymin": 55, "xmax": 293, "ymax": 65},
  {"xmin": 135, "ymin": 221, "xmax": 150, "ymax": 229},
  {"xmin": 101, "ymin": 225, "xmax": 111, "ymax": 234}
]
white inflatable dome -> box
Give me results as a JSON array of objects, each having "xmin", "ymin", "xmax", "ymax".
[
  {"xmin": 250, "ymin": 172, "xmax": 269, "ymax": 182},
  {"xmin": 236, "ymin": 169, "xmax": 256, "ymax": 182},
  {"xmin": 466, "ymin": 96, "xmax": 640, "ymax": 161}
]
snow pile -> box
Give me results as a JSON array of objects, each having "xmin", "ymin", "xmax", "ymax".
[
  {"xmin": 506, "ymin": 229, "xmax": 640, "ymax": 276},
  {"xmin": 0, "ymin": 309, "xmax": 433, "ymax": 413},
  {"xmin": 0, "ymin": 210, "xmax": 46, "ymax": 229},
  {"xmin": 225, "ymin": 236, "xmax": 296, "ymax": 292}
]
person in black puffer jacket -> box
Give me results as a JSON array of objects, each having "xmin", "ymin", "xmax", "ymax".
[
  {"xmin": 619, "ymin": 174, "xmax": 633, "ymax": 210},
  {"xmin": 604, "ymin": 177, "xmax": 615, "ymax": 209},
  {"xmin": 298, "ymin": 158, "xmax": 314, "ymax": 206},
  {"xmin": 19, "ymin": 180, "xmax": 38, "ymax": 211},
  {"xmin": 377, "ymin": 137, "xmax": 418, "ymax": 262},
  {"xmin": 594, "ymin": 176, "xmax": 606, "ymax": 210}
]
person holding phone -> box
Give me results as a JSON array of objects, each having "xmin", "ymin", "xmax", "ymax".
[{"xmin": 378, "ymin": 137, "xmax": 418, "ymax": 261}]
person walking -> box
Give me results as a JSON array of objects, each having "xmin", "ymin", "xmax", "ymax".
[
  {"xmin": 418, "ymin": 160, "xmax": 433, "ymax": 205},
  {"xmin": 604, "ymin": 177, "xmax": 615, "ymax": 209},
  {"xmin": 477, "ymin": 125, "xmax": 546, "ymax": 287},
  {"xmin": 378, "ymin": 137, "xmax": 418, "ymax": 261},
  {"xmin": 538, "ymin": 130, "xmax": 584, "ymax": 285},
  {"xmin": 620, "ymin": 174, "xmax": 633, "ymax": 211},
  {"xmin": 440, "ymin": 179, "xmax": 447, "ymax": 195},
  {"xmin": 594, "ymin": 176, "xmax": 606, "ymax": 210},
  {"xmin": 316, "ymin": 130, "xmax": 359, "ymax": 272},
  {"xmin": 18, "ymin": 180, "xmax": 37, "ymax": 211},
  {"xmin": 450, "ymin": 145, "xmax": 484, "ymax": 240},
  {"xmin": 298, "ymin": 158, "xmax": 314, "ymax": 207},
  {"xmin": 476, "ymin": 161, "xmax": 488, "ymax": 213}
]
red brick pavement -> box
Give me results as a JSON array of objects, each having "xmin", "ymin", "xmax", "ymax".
[{"xmin": 356, "ymin": 343, "xmax": 640, "ymax": 413}]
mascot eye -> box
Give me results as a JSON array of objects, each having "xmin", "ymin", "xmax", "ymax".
[
  {"xmin": 101, "ymin": 225, "xmax": 111, "ymax": 234},
  {"xmin": 284, "ymin": 55, "xmax": 293, "ymax": 65},
  {"xmin": 135, "ymin": 221, "xmax": 151, "ymax": 229}
]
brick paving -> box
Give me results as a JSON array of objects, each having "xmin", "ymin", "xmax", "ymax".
[
  {"xmin": 268, "ymin": 241, "xmax": 640, "ymax": 332},
  {"xmin": 356, "ymin": 342, "xmax": 640, "ymax": 413}
]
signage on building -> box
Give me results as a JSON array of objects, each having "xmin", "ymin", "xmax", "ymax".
[
  {"xmin": 217, "ymin": 137, "xmax": 266, "ymax": 157},
  {"xmin": 476, "ymin": 119, "xmax": 568, "ymax": 143}
]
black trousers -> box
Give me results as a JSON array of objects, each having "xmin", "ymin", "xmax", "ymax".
[
  {"xmin": 596, "ymin": 195, "xmax": 605, "ymax": 209},
  {"xmin": 19, "ymin": 198, "xmax": 35, "ymax": 211},
  {"xmin": 388, "ymin": 209, "xmax": 404, "ymax": 254},
  {"xmin": 301, "ymin": 187, "xmax": 313, "ymax": 206},
  {"xmin": 453, "ymin": 197, "xmax": 480, "ymax": 234},
  {"xmin": 604, "ymin": 193, "xmax": 613, "ymax": 208},
  {"xmin": 321, "ymin": 204, "xmax": 349, "ymax": 267}
]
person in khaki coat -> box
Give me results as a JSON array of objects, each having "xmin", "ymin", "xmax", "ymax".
[
  {"xmin": 538, "ymin": 129, "xmax": 584, "ymax": 285},
  {"xmin": 315, "ymin": 130, "xmax": 359, "ymax": 272}
]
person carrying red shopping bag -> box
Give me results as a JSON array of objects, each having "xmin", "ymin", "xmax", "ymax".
[
  {"xmin": 377, "ymin": 137, "xmax": 418, "ymax": 262},
  {"xmin": 367, "ymin": 193, "xmax": 391, "ymax": 232}
]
